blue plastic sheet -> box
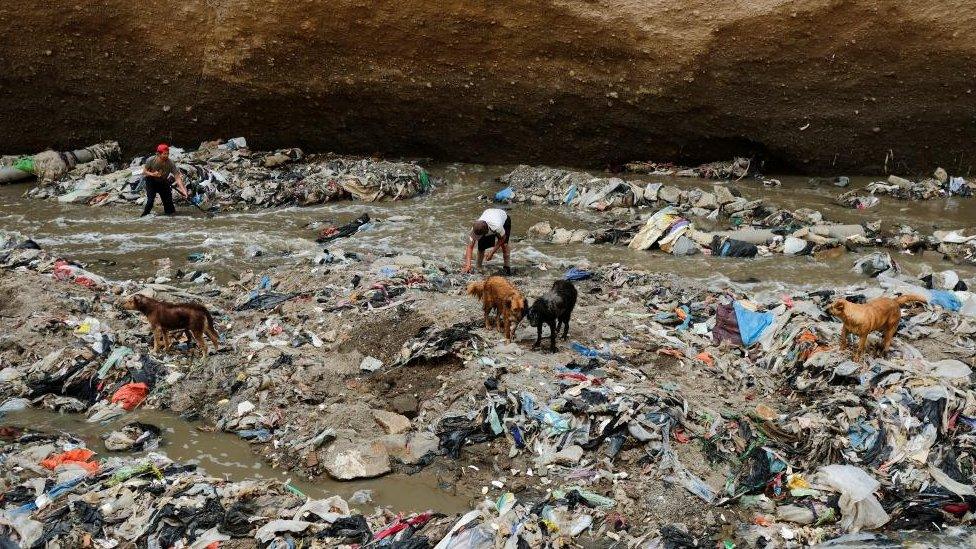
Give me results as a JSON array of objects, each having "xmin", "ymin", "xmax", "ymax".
[
  {"xmin": 564, "ymin": 267, "xmax": 593, "ymax": 281},
  {"xmin": 521, "ymin": 393, "xmax": 571, "ymax": 433},
  {"xmin": 929, "ymin": 290, "xmax": 961, "ymax": 311},
  {"xmin": 494, "ymin": 187, "xmax": 514, "ymax": 201},
  {"xmin": 564, "ymin": 185, "xmax": 578, "ymax": 204},
  {"xmin": 733, "ymin": 302, "xmax": 774, "ymax": 346},
  {"xmin": 676, "ymin": 305, "xmax": 691, "ymax": 331},
  {"xmin": 571, "ymin": 342, "xmax": 609, "ymax": 358}
]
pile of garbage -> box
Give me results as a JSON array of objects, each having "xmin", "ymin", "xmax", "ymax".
[
  {"xmin": 624, "ymin": 157, "xmax": 752, "ymax": 179},
  {"xmin": 503, "ymin": 166, "xmax": 976, "ymax": 267},
  {"xmin": 524, "ymin": 204, "xmax": 873, "ymax": 260},
  {"xmin": 866, "ymin": 170, "xmax": 973, "ymax": 200},
  {"xmin": 936, "ymin": 229, "xmax": 976, "ymax": 266},
  {"xmin": 3, "ymin": 227, "xmax": 976, "ymax": 547},
  {"xmin": 0, "ymin": 141, "xmax": 121, "ymax": 184},
  {"xmin": 25, "ymin": 137, "xmax": 435, "ymax": 210},
  {"xmin": 497, "ymin": 165, "xmax": 771, "ymax": 218}
]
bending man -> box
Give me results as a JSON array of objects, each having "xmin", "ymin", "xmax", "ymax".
[
  {"xmin": 463, "ymin": 208, "xmax": 511, "ymax": 274},
  {"xmin": 141, "ymin": 143, "xmax": 188, "ymax": 216}
]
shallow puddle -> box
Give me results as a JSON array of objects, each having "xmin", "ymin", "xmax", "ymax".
[{"xmin": 3, "ymin": 408, "xmax": 471, "ymax": 513}]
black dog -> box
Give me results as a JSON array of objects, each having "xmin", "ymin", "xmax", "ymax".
[{"xmin": 527, "ymin": 280, "xmax": 578, "ymax": 351}]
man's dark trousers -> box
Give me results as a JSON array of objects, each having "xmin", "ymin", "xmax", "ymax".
[{"xmin": 141, "ymin": 177, "xmax": 175, "ymax": 216}]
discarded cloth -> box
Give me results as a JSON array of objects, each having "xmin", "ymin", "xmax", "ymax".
[{"xmin": 110, "ymin": 382, "xmax": 148, "ymax": 411}]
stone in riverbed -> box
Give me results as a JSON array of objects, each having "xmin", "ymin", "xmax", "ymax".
[
  {"xmin": 373, "ymin": 409, "xmax": 411, "ymax": 434},
  {"xmin": 389, "ymin": 393, "xmax": 419, "ymax": 417},
  {"xmin": 323, "ymin": 441, "xmax": 391, "ymax": 480}
]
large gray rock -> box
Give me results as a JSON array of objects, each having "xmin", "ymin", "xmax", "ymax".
[
  {"xmin": 387, "ymin": 432, "xmax": 439, "ymax": 465},
  {"xmin": 888, "ymin": 175, "xmax": 913, "ymax": 188},
  {"xmin": 693, "ymin": 191, "xmax": 717, "ymax": 209},
  {"xmin": 658, "ymin": 185, "xmax": 682, "ymax": 204},
  {"xmin": 323, "ymin": 441, "xmax": 391, "ymax": 480},
  {"xmin": 713, "ymin": 184, "xmax": 736, "ymax": 205},
  {"xmin": 527, "ymin": 221, "xmax": 554, "ymax": 237}
]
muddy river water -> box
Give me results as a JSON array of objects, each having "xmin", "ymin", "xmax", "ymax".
[
  {"xmin": 3, "ymin": 165, "xmax": 975, "ymax": 288},
  {"xmin": 2, "ymin": 164, "xmax": 975, "ymax": 513}
]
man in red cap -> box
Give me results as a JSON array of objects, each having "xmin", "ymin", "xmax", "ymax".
[{"xmin": 141, "ymin": 143, "xmax": 188, "ymax": 216}]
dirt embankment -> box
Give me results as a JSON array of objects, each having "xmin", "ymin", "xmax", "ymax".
[{"xmin": 2, "ymin": 0, "xmax": 975, "ymax": 173}]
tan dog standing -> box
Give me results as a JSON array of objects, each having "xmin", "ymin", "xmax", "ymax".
[
  {"xmin": 466, "ymin": 276, "xmax": 526, "ymax": 341},
  {"xmin": 122, "ymin": 294, "xmax": 220, "ymax": 357},
  {"xmin": 826, "ymin": 294, "xmax": 926, "ymax": 360}
]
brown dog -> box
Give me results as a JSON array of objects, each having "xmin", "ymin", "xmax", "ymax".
[
  {"xmin": 826, "ymin": 294, "xmax": 926, "ymax": 360},
  {"xmin": 122, "ymin": 294, "xmax": 220, "ymax": 357},
  {"xmin": 467, "ymin": 276, "xmax": 526, "ymax": 341}
]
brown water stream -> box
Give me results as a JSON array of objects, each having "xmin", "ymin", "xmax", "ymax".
[{"xmin": 2, "ymin": 166, "xmax": 973, "ymax": 289}]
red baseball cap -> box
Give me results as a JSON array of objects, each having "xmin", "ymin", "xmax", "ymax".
[{"xmin": 156, "ymin": 143, "xmax": 169, "ymax": 153}]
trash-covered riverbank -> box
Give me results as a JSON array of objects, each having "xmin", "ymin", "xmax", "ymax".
[
  {"xmin": 2, "ymin": 227, "xmax": 976, "ymax": 547},
  {"xmin": 13, "ymin": 138, "xmax": 434, "ymax": 210},
  {"xmin": 496, "ymin": 165, "xmax": 976, "ymax": 266}
]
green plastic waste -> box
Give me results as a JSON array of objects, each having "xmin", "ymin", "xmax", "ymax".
[
  {"xmin": 13, "ymin": 157, "xmax": 35, "ymax": 174},
  {"xmin": 106, "ymin": 462, "xmax": 162, "ymax": 486},
  {"xmin": 418, "ymin": 169, "xmax": 431, "ymax": 191}
]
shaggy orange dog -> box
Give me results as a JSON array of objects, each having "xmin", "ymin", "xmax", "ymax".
[
  {"xmin": 467, "ymin": 276, "xmax": 526, "ymax": 341},
  {"xmin": 826, "ymin": 294, "xmax": 926, "ymax": 360}
]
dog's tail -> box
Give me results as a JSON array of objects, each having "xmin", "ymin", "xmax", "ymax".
[
  {"xmin": 896, "ymin": 294, "xmax": 928, "ymax": 306},
  {"xmin": 466, "ymin": 281, "xmax": 485, "ymax": 298}
]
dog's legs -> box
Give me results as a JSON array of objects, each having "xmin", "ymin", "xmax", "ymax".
[
  {"xmin": 548, "ymin": 320, "xmax": 557, "ymax": 351},
  {"xmin": 854, "ymin": 333, "xmax": 868, "ymax": 362},
  {"xmin": 881, "ymin": 322, "xmax": 898, "ymax": 357},
  {"xmin": 192, "ymin": 329, "xmax": 208, "ymax": 358},
  {"xmin": 839, "ymin": 326, "xmax": 848, "ymax": 350},
  {"xmin": 533, "ymin": 324, "xmax": 542, "ymax": 348},
  {"xmin": 152, "ymin": 327, "xmax": 164, "ymax": 353},
  {"xmin": 561, "ymin": 315, "xmax": 570, "ymax": 340},
  {"xmin": 206, "ymin": 326, "xmax": 220, "ymax": 351},
  {"xmin": 483, "ymin": 303, "xmax": 494, "ymax": 329}
]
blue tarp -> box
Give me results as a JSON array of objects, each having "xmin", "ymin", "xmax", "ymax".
[
  {"xmin": 564, "ymin": 267, "xmax": 593, "ymax": 281},
  {"xmin": 564, "ymin": 185, "xmax": 578, "ymax": 204},
  {"xmin": 929, "ymin": 290, "xmax": 962, "ymax": 312},
  {"xmin": 494, "ymin": 187, "xmax": 514, "ymax": 201},
  {"xmin": 733, "ymin": 301, "xmax": 774, "ymax": 346}
]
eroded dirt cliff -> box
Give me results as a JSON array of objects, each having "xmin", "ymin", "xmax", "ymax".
[{"xmin": 2, "ymin": 0, "xmax": 975, "ymax": 172}]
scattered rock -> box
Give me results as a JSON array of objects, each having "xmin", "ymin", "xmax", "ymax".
[
  {"xmin": 360, "ymin": 356, "xmax": 383, "ymax": 372},
  {"xmin": 527, "ymin": 221, "xmax": 554, "ymax": 237},
  {"xmin": 389, "ymin": 393, "xmax": 419, "ymax": 417},
  {"xmin": 658, "ymin": 185, "xmax": 682, "ymax": 204},
  {"xmin": 372, "ymin": 409, "xmax": 411, "ymax": 434},
  {"xmin": 323, "ymin": 441, "xmax": 391, "ymax": 480}
]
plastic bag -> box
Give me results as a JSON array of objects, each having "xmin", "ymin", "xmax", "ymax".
[
  {"xmin": 733, "ymin": 302, "xmax": 774, "ymax": 346},
  {"xmin": 816, "ymin": 465, "xmax": 889, "ymax": 531}
]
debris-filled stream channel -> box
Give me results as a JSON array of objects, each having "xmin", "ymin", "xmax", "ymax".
[{"xmin": 1, "ymin": 144, "xmax": 975, "ymax": 547}]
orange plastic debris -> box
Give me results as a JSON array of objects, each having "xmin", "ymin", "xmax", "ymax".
[
  {"xmin": 695, "ymin": 352, "xmax": 714, "ymax": 367},
  {"xmin": 111, "ymin": 382, "xmax": 149, "ymax": 411},
  {"xmin": 40, "ymin": 448, "xmax": 99, "ymax": 473}
]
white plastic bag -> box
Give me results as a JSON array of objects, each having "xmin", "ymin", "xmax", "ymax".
[{"xmin": 816, "ymin": 464, "xmax": 889, "ymax": 531}]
